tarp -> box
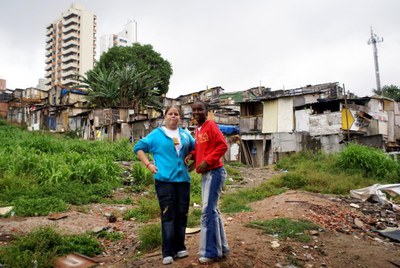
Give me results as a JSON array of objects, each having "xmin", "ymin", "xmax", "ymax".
[
  {"xmin": 218, "ymin": 124, "xmax": 239, "ymax": 135},
  {"xmin": 377, "ymin": 227, "xmax": 400, "ymax": 242},
  {"xmin": 61, "ymin": 88, "xmax": 88, "ymax": 97},
  {"xmin": 350, "ymin": 183, "xmax": 400, "ymax": 211}
]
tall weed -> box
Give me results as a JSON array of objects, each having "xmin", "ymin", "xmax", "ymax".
[
  {"xmin": 337, "ymin": 143, "xmax": 399, "ymax": 182},
  {"xmin": 0, "ymin": 122, "xmax": 130, "ymax": 213},
  {"xmin": 138, "ymin": 223, "xmax": 162, "ymax": 252}
]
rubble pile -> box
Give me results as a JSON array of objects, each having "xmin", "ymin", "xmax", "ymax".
[{"xmin": 308, "ymin": 197, "xmax": 399, "ymax": 241}]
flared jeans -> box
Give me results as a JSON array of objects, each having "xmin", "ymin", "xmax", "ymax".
[{"xmin": 199, "ymin": 167, "xmax": 230, "ymax": 258}]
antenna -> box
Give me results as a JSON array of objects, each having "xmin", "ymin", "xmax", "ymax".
[{"xmin": 367, "ymin": 27, "xmax": 383, "ymax": 91}]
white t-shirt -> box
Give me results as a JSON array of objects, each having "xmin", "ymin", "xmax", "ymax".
[{"xmin": 162, "ymin": 127, "xmax": 182, "ymax": 156}]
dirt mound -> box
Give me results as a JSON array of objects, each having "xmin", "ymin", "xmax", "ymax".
[
  {"xmin": 128, "ymin": 190, "xmax": 400, "ymax": 268},
  {"xmin": 1, "ymin": 166, "xmax": 399, "ymax": 267}
]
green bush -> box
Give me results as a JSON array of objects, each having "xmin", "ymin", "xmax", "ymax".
[
  {"xmin": 59, "ymin": 234, "xmax": 102, "ymax": 256},
  {"xmin": 95, "ymin": 230, "xmax": 124, "ymax": 242},
  {"xmin": 0, "ymin": 122, "xmax": 131, "ymax": 213},
  {"xmin": 0, "ymin": 227, "xmax": 102, "ymax": 268},
  {"xmin": 34, "ymin": 156, "xmax": 72, "ymax": 185},
  {"xmin": 123, "ymin": 197, "xmax": 159, "ymax": 222},
  {"xmin": 13, "ymin": 196, "xmax": 68, "ymax": 216},
  {"xmin": 336, "ymin": 143, "xmax": 399, "ymax": 182},
  {"xmin": 130, "ymin": 162, "xmax": 154, "ymax": 191},
  {"xmin": 279, "ymin": 173, "xmax": 307, "ymax": 189},
  {"xmin": 138, "ymin": 223, "xmax": 162, "ymax": 252},
  {"xmin": 70, "ymin": 157, "xmax": 120, "ymax": 184}
]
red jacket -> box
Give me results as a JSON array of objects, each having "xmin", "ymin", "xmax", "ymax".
[{"xmin": 192, "ymin": 120, "xmax": 227, "ymax": 173}]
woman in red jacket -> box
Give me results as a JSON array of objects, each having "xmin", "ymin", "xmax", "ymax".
[{"xmin": 185, "ymin": 101, "xmax": 230, "ymax": 264}]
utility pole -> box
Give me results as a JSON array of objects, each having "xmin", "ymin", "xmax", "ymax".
[{"xmin": 367, "ymin": 27, "xmax": 383, "ymax": 91}]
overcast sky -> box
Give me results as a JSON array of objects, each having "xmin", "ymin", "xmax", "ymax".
[{"xmin": 0, "ymin": 0, "xmax": 399, "ymax": 98}]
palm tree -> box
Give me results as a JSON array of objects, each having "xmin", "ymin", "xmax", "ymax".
[
  {"xmin": 114, "ymin": 64, "xmax": 135, "ymax": 107},
  {"xmin": 79, "ymin": 66, "xmax": 120, "ymax": 107},
  {"xmin": 129, "ymin": 70, "xmax": 162, "ymax": 114},
  {"xmin": 79, "ymin": 65, "xmax": 163, "ymax": 114}
]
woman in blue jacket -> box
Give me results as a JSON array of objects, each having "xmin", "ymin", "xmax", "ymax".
[{"xmin": 134, "ymin": 106, "xmax": 195, "ymax": 265}]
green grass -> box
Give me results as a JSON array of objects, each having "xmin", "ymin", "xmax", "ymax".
[
  {"xmin": 336, "ymin": 143, "xmax": 399, "ymax": 182},
  {"xmin": 225, "ymin": 164, "xmax": 243, "ymax": 185},
  {"xmin": 4, "ymin": 119, "xmax": 399, "ymax": 261},
  {"xmin": 274, "ymin": 145, "xmax": 399, "ymax": 195},
  {"xmin": 138, "ymin": 223, "xmax": 162, "ymax": 252},
  {"xmin": 13, "ymin": 196, "xmax": 68, "ymax": 216},
  {"xmin": 0, "ymin": 121, "xmax": 133, "ymax": 215},
  {"xmin": 221, "ymin": 179, "xmax": 285, "ymax": 213},
  {"xmin": 0, "ymin": 227, "xmax": 102, "ymax": 268},
  {"xmin": 187, "ymin": 207, "xmax": 202, "ymax": 227},
  {"xmin": 247, "ymin": 218, "xmax": 319, "ymax": 243},
  {"xmin": 95, "ymin": 230, "xmax": 124, "ymax": 242},
  {"xmin": 123, "ymin": 197, "xmax": 159, "ymax": 222}
]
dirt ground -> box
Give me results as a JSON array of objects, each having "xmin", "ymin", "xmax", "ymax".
[{"xmin": 1, "ymin": 166, "xmax": 400, "ymax": 268}]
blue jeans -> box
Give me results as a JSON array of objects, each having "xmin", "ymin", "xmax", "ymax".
[
  {"xmin": 155, "ymin": 180, "xmax": 190, "ymax": 258},
  {"xmin": 199, "ymin": 167, "xmax": 229, "ymax": 258}
]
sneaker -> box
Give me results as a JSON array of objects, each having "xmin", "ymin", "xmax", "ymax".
[
  {"xmin": 175, "ymin": 250, "xmax": 188, "ymax": 258},
  {"xmin": 162, "ymin": 256, "xmax": 173, "ymax": 265},
  {"xmin": 198, "ymin": 257, "xmax": 216, "ymax": 264},
  {"xmin": 222, "ymin": 251, "xmax": 230, "ymax": 258}
]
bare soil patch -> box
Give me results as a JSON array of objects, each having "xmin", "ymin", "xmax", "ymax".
[{"xmin": 1, "ymin": 166, "xmax": 399, "ymax": 268}]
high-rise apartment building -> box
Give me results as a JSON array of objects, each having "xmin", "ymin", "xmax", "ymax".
[
  {"xmin": 44, "ymin": 4, "xmax": 96, "ymax": 90},
  {"xmin": 0, "ymin": 79, "xmax": 6, "ymax": 91},
  {"xmin": 99, "ymin": 20, "xmax": 137, "ymax": 55}
]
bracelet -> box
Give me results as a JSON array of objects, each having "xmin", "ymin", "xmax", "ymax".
[{"xmin": 146, "ymin": 162, "xmax": 153, "ymax": 168}]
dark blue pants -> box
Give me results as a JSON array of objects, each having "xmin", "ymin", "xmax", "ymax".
[{"xmin": 155, "ymin": 180, "xmax": 190, "ymax": 258}]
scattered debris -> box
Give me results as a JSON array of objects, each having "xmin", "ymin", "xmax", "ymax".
[
  {"xmin": 354, "ymin": 218, "xmax": 364, "ymax": 229},
  {"xmin": 185, "ymin": 227, "xmax": 200, "ymax": 234},
  {"xmin": 350, "ymin": 183, "xmax": 400, "ymax": 211},
  {"xmin": 193, "ymin": 202, "xmax": 201, "ymax": 208},
  {"xmin": 107, "ymin": 214, "xmax": 117, "ymax": 223},
  {"xmin": 0, "ymin": 206, "xmax": 13, "ymax": 216},
  {"xmin": 92, "ymin": 226, "xmax": 110, "ymax": 234},
  {"xmin": 271, "ymin": 240, "xmax": 280, "ymax": 248},
  {"xmin": 48, "ymin": 213, "xmax": 68, "ymax": 221},
  {"xmin": 349, "ymin": 203, "xmax": 360, "ymax": 209},
  {"xmin": 308, "ymin": 193, "xmax": 399, "ymax": 243},
  {"xmin": 377, "ymin": 227, "xmax": 400, "ymax": 242},
  {"xmin": 54, "ymin": 253, "xmax": 98, "ymax": 268}
]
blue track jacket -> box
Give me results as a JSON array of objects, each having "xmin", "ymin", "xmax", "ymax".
[{"xmin": 133, "ymin": 127, "xmax": 195, "ymax": 183}]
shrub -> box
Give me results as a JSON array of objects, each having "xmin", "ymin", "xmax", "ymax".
[
  {"xmin": 123, "ymin": 197, "xmax": 159, "ymax": 221},
  {"xmin": 279, "ymin": 173, "xmax": 307, "ymax": 189},
  {"xmin": 13, "ymin": 196, "xmax": 68, "ymax": 216},
  {"xmin": 0, "ymin": 227, "xmax": 102, "ymax": 268},
  {"xmin": 138, "ymin": 223, "xmax": 162, "ymax": 252},
  {"xmin": 95, "ymin": 230, "xmax": 124, "ymax": 242},
  {"xmin": 336, "ymin": 143, "xmax": 399, "ymax": 182}
]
